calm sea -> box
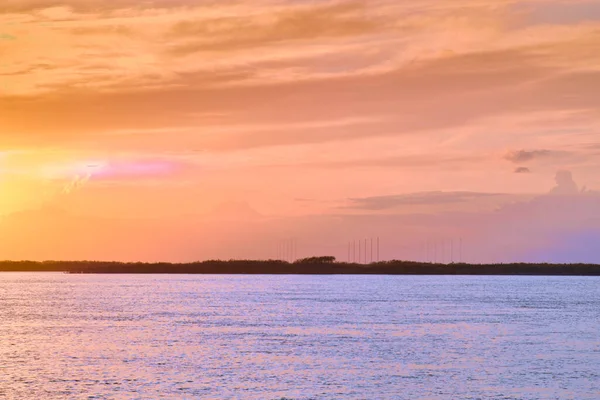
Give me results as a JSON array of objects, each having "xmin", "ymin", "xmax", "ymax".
[{"xmin": 0, "ymin": 274, "xmax": 599, "ymax": 399}]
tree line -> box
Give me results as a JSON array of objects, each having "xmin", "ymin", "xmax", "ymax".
[{"xmin": 1, "ymin": 259, "xmax": 599, "ymax": 275}]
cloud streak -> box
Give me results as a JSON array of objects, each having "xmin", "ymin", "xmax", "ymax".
[
  {"xmin": 167, "ymin": 2, "xmax": 382, "ymax": 55},
  {"xmin": 347, "ymin": 191, "xmax": 505, "ymax": 210},
  {"xmin": 504, "ymin": 150, "xmax": 554, "ymax": 163}
]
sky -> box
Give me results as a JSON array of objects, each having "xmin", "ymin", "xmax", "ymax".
[{"xmin": 1, "ymin": 0, "xmax": 599, "ymax": 262}]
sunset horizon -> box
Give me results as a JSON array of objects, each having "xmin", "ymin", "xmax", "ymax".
[
  {"xmin": 2, "ymin": 0, "xmax": 600, "ymax": 262},
  {"xmin": 2, "ymin": 2, "xmax": 600, "ymax": 399}
]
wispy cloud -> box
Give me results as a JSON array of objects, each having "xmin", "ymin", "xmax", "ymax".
[
  {"xmin": 167, "ymin": 2, "xmax": 382, "ymax": 55},
  {"xmin": 347, "ymin": 191, "xmax": 505, "ymax": 210},
  {"xmin": 504, "ymin": 149, "xmax": 555, "ymax": 163}
]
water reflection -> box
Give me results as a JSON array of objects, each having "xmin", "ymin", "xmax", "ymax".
[{"xmin": 0, "ymin": 274, "xmax": 599, "ymax": 399}]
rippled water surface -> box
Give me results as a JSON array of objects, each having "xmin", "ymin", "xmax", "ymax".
[{"xmin": 1, "ymin": 274, "xmax": 599, "ymax": 399}]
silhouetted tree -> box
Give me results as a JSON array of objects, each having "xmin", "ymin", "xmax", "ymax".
[{"xmin": 295, "ymin": 256, "xmax": 336, "ymax": 264}]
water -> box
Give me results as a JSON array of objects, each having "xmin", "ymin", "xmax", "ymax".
[{"xmin": 0, "ymin": 274, "xmax": 599, "ymax": 399}]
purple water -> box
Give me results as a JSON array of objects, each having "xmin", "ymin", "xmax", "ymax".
[{"xmin": 1, "ymin": 273, "xmax": 599, "ymax": 399}]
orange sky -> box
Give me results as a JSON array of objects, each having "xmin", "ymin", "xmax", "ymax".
[{"xmin": 1, "ymin": 0, "xmax": 600, "ymax": 262}]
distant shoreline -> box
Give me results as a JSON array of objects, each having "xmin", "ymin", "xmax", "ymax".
[{"xmin": 1, "ymin": 260, "xmax": 600, "ymax": 276}]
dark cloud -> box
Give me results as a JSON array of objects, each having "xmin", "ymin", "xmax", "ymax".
[
  {"xmin": 514, "ymin": 166, "xmax": 531, "ymax": 173},
  {"xmin": 348, "ymin": 191, "xmax": 504, "ymax": 210},
  {"xmin": 504, "ymin": 149, "xmax": 553, "ymax": 163}
]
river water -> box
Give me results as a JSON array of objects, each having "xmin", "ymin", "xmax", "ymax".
[{"xmin": 0, "ymin": 274, "xmax": 599, "ymax": 399}]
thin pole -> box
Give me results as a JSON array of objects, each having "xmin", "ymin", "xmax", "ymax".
[
  {"xmin": 358, "ymin": 240, "xmax": 361, "ymax": 264},
  {"xmin": 370, "ymin": 238, "xmax": 373, "ymax": 264},
  {"xmin": 427, "ymin": 240, "xmax": 430, "ymax": 263},
  {"xmin": 364, "ymin": 239, "xmax": 367, "ymax": 264},
  {"xmin": 442, "ymin": 239, "xmax": 445, "ymax": 264},
  {"xmin": 348, "ymin": 242, "xmax": 350, "ymax": 263},
  {"xmin": 377, "ymin": 237, "xmax": 380, "ymax": 262}
]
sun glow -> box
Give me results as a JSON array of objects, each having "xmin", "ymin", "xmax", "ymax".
[{"xmin": 0, "ymin": 0, "xmax": 599, "ymax": 262}]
